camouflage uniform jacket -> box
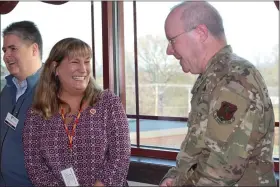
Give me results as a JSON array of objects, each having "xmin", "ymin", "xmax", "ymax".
[{"xmin": 162, "ymin": 45, "xmax": 276, "ymax": 186}]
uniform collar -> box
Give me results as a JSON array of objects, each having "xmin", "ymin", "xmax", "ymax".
[{"xmin": 191, "ymin": 45, "xmax": 233, "ymax": 94}]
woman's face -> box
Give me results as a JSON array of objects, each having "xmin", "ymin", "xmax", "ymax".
[{"xmin": 56, "ymin": 55, "xmax": 91, "ymax": 95}]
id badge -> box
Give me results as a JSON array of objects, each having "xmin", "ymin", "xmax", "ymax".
[
  {"xmin": 4, "ymin": 112, "xmax": 19, "ymax": 130},
  {"xmin": 61, "ymin": 167, "xmax": 79, "ymax": 186}
]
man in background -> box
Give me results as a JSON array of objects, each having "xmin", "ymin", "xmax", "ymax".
[
  {"xmin": 160, "ymin": 1, "xmax": 276, "ymax": 186},
  {"xmin": 0, "ymin": 20, "xmax": 43, "ymax": 186}
]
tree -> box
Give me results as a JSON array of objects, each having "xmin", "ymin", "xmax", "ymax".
[
  {"xmin": 125, "ymin": 35, "xmax": 196, "ymax": 116},
  {"xmin": 256, "ymin": 45, "xmax": 279, "ymax": 87},
  {"xmin": 125, "ymin": 51, "xmax": 137, "ymax": 114},
  {"xmin": 137, "ymin": 35, "xmax": 179, "ymax": 84},
  {"xmin": 137, "ymin": 35, "xmax": 178, "ymax": 115}
]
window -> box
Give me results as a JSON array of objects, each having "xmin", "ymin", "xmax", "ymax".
[
  {"xmin": 0, "ymin": 2, "xmax": 103, "ymax": 90},
  {"xmin": 124, "ymin": 2, "xmax": 279, "ymax": 162},
  {"xmin": 92, "ymin": 2, "xmax": 103, "ymax": 87},
  {"xmin": 124, "ymin": 2, "xmax": 196, "ymax": 148}
]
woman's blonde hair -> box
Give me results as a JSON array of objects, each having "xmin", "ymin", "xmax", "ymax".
[{"xmin": 32, "ymin": 37, "xmax": 102, "ymax": 119}]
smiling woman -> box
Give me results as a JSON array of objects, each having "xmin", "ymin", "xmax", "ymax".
[{"xmin": 22, "ymin": 37, "xmax": 131, "ymax": 186}]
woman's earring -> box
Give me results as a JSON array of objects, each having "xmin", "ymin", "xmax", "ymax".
[{"xmin": 55, "ymin": 74, "xmax": 59, "ymax": 82}]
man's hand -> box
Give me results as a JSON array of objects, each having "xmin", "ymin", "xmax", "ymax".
[{"xmin": 160, "ymin": 178, "xmax": 174, "ymax": 187}]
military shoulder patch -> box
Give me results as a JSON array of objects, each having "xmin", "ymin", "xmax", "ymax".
[{"xmin": 213, "ymin": 101, "xmax": 237, "ymax": 124}]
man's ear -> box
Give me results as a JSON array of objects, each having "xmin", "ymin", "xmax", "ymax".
[
  {"xmin": 194, "ymin": 24, "xmax": 208, "ymax": 43},
  {"xmin": 32, "ymin": 43, "xmax": 40, "ymax": 57}
]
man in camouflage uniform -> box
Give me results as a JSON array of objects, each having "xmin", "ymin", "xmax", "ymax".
[{"xmin": 160, "ymin": 1, "xmax": 276, "ymax": 186}]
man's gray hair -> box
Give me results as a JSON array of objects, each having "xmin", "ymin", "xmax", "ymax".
[
  {"xmin": 3, "ymin": 20, "xmax": 43, "ymax": 59},
  {"xmin": 172, "ymin": 1, "xmax": 225, "ymax": 38}
]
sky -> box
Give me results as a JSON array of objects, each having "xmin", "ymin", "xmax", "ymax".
[
  {"xmin": 124, "ymin": 2, "xmax": 279, "ymax": 62},
  {"xmin": 0, "ymin": 1, "xmax": 279, "ymax": 68}
]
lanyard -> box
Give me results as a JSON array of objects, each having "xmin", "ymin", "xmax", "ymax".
[
  {"xmin": 11, "ymin": 97, "xmax": 27, "ymax": 117},
  {"xmin": 60, "ymin": 108, "xmax": 81, "ymax": 151}
]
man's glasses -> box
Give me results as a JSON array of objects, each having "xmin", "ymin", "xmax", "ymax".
[
  {"xmin": 168, "ymin": 26, "xmax": 197, "ymax": 46},
  {"xmin": 168, "ymin": 31, "xmax": 188, "ymax": 45}
]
